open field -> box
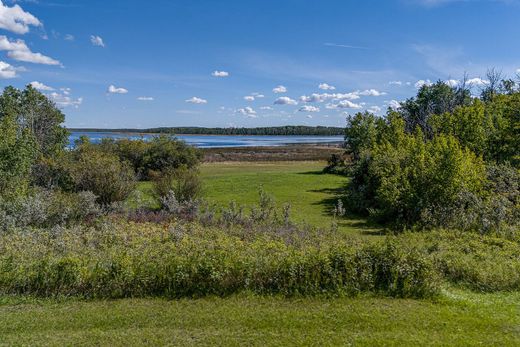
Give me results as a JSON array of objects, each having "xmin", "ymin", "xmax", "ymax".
[
  {"xmin": 1, "ymin": 291, "xmax": 519, "ymax": 346},
  {"xmin": 136, "ymin": 161, "xmax": 379, "ymax": 235}
]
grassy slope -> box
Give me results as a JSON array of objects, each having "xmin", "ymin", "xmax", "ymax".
[
  {"xmin": 1, "ymin": 291, "xmax": 519, "ymax": 346},
  {"xmin": 6, "ymin": 161, "xmax": 517, "ymax": 345},
  {"xmin": 137, "ymin": 161, "xmax": 378, "ymax": 235}
]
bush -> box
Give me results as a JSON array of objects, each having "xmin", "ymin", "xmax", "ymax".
[
  {"xmin": 0, "ymin": 221, "xmax": 438, "ymax": 299},
  {"xmin": 0, "ymin": 189, "xmax": 100, "ymax": 230},
  {"xmin": 68, "ymin": 150, "xmax": 136, "ymax": 205},
  {"xmin": 152, "ymin": 166, "xmax": 202, "ymax": 204}
]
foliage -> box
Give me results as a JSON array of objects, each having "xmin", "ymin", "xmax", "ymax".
[
  {"xmin": 0, "ymin": 114, "xmax": 36, "ymax": 199},
  {"xmin": 152, "ymin": 166, "xmax": 203, "ymax": 204},
  {"xmin": 67, "ymin": 148, "xmax": 136, "ymax": 205},
  {"xmin": 71, "ymin": 125, "xmax": 345, "ymax": 136},
  {"xmin": 0, "ymin": 189, "xmax": 100, "ymax": 230},
  {"xmin": 0, "ymin": 85, "xmax": 68, "ymax": 158},
  {"xmin": 0, "ymin": 221, "xmax": 438, "ymax": 299}
]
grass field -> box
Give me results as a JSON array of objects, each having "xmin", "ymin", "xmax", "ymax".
[
  {"xmin": 136, "ymin": 161, "xmax": 379, "ymax": 235},
  {"xmin": 1, "ymin": 291, "xmax": 519, "ymax": 346},
  {"xmin": 6, "ymin": 161, "xmax": 516, "ymax": 345}
]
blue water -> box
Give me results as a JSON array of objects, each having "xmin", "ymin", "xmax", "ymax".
[{"xmin": 69, "ymin": 132, "xmax": 343, "ymax": 148}]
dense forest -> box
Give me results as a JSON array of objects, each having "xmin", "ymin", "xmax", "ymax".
[{"xmin": 69, "ymin": 125, "xmax": 345, "ymax": 136}]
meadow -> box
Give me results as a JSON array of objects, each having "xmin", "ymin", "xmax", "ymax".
[{"xmin": 1, "ymin": 160, "xmax": 519, "ymax": 346}]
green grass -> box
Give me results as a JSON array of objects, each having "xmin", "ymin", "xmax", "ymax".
[
  {"xmin": 1, "ymin": 291, "xmax": 519, "ymax": 346},
  {"xmin": 136, "ymin": 161, "xmax": 379, "ymax": 235}
]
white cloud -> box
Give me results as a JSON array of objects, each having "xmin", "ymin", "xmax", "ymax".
[
  {"xmin": 107, "ymin": 85, "xmax": 128, "ymax": 94},
  {"xmin": 326, "ymin": 100, "xmax": 362, "ymax": 109},
  {"xmin": 356, "ymin": 89, "xmax": 387, "ymax": 96},
  {"xmin": 251, "ymin": 92, "xmax": 264, "ymax": 98},
  {"xmin": 90, "ymin": 35, "xmax": 105, "ymax": 47},
  {"xmin": 299, "ymin": 105, "xmax": 320, "ymax": 112},
  {"xmin": 137, "ymin": 96, "xmax": 154, "ymax": 101},
  {"xmin": 367, "ymin": 106, "xmax": 382, "ymax": 114},
  {"xmin": 212, "ymin": 70, "xmax": 229, "ymax": 77},
  {"xmin": 445, "ymin": 79, "xmax": 459, "ymax": 87},
  {"xmin": 49, "ymin": 90, "xmax": 83, "ymax": 108},
  {"xmin": 306, "ymin": 115, "xmax": 313, "ymax": 119},
  {"xmin": 243, "ymin": 95, "xmax": 255, "ymax": 101},
  {"xmin": 272, "ymin": 85, "xmax": 287, "ymax": 93},
  {"xmin": 516, "ymin": 68, "xmax": 520, "ymax": 74},
  {"xmin": 415, "ymin": 79, "xmax": 432, "ymax": 88},
  {"xmin": 185, "ymin": 96, "xmax": 207, "ymax": 104},
  {"xmin": 64, "ymin": 34, "xmax": 74, "ymax": 41},
  {"xmin": 388, "ymin": 100, "xmax": 401, "ymax": 110},
  {"xmin": 274, "ymin": 96, "xmax": 297, "ymax": 105},
  {"xmin": 260, "ymin": 106, "xmax": 273, "ymax": 110},
  {"xmin": 0, "ymin": 35, "xmax": 60, "ymax": 65},
  {"xmin": 236, "ymin": 106, "xmax": 257, "ymax": 117},
  {"xmin": 319, "ymin": 83, "xmax": 336, "ymax": 90},
  {"xmin": 389, "ymin": 81, "xmax": 403, "ymax": 85},
  {"xmin": 300, "ymin": 92, "xmax": 360, "ymax": 103},
  {"xmin": 0, "ymin": 60, "xmax": 17, "ymax": 78},
  {"xmin": 467, "ymin": 78, "xmax": 490, "ymax": 87},
  {"xmin": 30, "ymin": 81, "xmax": 54, "ymax": 91},
  {"xmin": 0, "ymin": 0, "xmax": 41, "ymax": 34}
]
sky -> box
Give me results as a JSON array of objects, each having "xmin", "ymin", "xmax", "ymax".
[{"xmin": 0, "ymin": 0, "xmax": 519, "ymax": 128}]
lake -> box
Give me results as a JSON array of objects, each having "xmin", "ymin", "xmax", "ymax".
[{"xmin": 69, "ymin": 132, "xmax": 344, "ymax": 148}]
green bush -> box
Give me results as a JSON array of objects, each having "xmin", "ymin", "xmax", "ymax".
[
  {"xmin": 0, "ymin": 222, "xmax": 438, "ymax": 299},
  {"xmin": 68, "ymin": 150, "xmax": 136, "ymax": 205},
  {"xmin": 152, "ymin": 166, "xmax": 202, "ymax": 204}
]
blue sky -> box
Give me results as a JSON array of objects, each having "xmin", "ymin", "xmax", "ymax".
[{"xmin": 0, "ymin": 0, "xmax": 518, "ymax": 128}]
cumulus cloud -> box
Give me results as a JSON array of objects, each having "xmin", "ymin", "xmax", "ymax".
[
  {"xmin": 445, "ymin": 79, "xmax": 459, "ymax": 87},
  {"xmin": 326, "ymin": 100, "xmax": 362, "ymax": 109},
  {"xmin": 90, "ymin": 35, "xmax": 105, "ymax": 47},
  {"xmin": 388, "ymin": 100, "xmax": 401, "ymax": 110},
  {"xmin": 212, "ymin": 70, "xmax": 229, "ymax": 77},
  {"xmin": 185, "ymin": 96, "xmax": 207, "ymax": 104},
  {"xmin": 49, "ymin": 90, "xmax": 83, "ymax": 108},
  {"xmin": 299, "ymin": 105, "xmax": 320, "ymax": 112},
  {"xmin": 415, "ymin": 79, "xmax": 432, "ymax": 88},
  {"xmin": 367, "ymin": 106, "xmax": 382, "ymax": 114},
  {"xmin": 467, "ymin": 78, "xmax": 490, "ymax": 87},
  {"xmin": 0, "ymin": 60, "xmax": 18, "ymax": 78},
  {"xmin": 319, "ymin": 83, "xmax": 336, "ymax": 90},
  {"xmin": 236, "ymin": 106, "xmax": 257, "ymax": 117},
  {"xmin": 260, "ymin": 106, "xmax": 273, "ymax": 110},
  {"xmin": 0, "ymin": 0, "xmax": 41, "ymax": 34},
  {"xmin": 272, "ymin": 85, "xmax": 287, "ymax": 93},
  {"xmin": 137, "ymin": 96, "xmax": 154, "ymax": 101},
  {"xmin": 64, "ymin": 34, "xmax": 74, "ymax": 41},
  {"xmin": 107, "ymin": 85, "xmax": 128, "ymax": 94},
  {"xmin": 0, "ymin": 35, "xmax": 60, "ymax": 65},
  {"xmin": 30, "ymin": 81, "xmax": 54, "ymax": 91},
  {"xmin": 251, "ymin": 92, "xmax": 264, "ymax": 98},
  {"xmin": 300, "ymin": 92, "xmax": 360, "ymax": 103},
  {"xmin": 274, "ymin": 96, "xmax": 297, "ymax": 105},
  {"xmin": 389, "ymin": 81, "xmax": 403, "ymax": 85},
  {"xmin": 243, "ymin": 95, "xmax": 255, "ymax": 101},
  {"xmin": 306, "ymin": 115, "xmax": 313, "ymax": 119},
  {"xmin": 356, "ymin": 89, "xmax": 387, "ymax": 96}
]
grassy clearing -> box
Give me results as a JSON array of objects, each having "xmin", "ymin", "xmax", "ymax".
[
  {"xmin": 136, "ymin": 161, "xmax": 380, "ymax": 235},
  {"xmin": 1, "ymin": 291, "xmax": 519, "ymax": 346}
]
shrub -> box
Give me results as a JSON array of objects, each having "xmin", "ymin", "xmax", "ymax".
[
  {"xmin": 0, "ymin": 222, "xmax": 438, "ymax": 299},
  {"xmin": 0, "ymin": 189, "xmax": 100, "ymax": 230},
  {"xmin": 152, "ymin": 166, "xmax": 202, "ymax": 204},
  {"xmin": 68, "ymin": 150, "xmax": 136, "ymax": 205}
]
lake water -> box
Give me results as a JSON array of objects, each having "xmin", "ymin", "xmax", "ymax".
[{"xmin": 69, "ymin": 132, "xmax": 344, "ymax": 148}]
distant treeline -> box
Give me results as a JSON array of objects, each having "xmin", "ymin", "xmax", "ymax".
[{"xmin": 69, "ymin": 126, "xmax": 345, "ymax": 136}]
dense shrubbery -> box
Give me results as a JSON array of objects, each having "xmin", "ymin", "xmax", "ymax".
[
  {"xmin": 0, "ymin": 221, "xmax": 437, "ymax": 299},
  {"xmin": 342, "ymin": 75, "xmax": 520, "ymax": 232}
]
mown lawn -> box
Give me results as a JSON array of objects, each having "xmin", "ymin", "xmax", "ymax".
[
  {"xmin": 136, "ymin": 161, "xmax": 380, "ymax": 235},
  {"xmin": 1, "ymin": 291, "xmax": 519, "ymax": 346}
]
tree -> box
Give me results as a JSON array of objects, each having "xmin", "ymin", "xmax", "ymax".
[{"xmin": 0, "ymin": 85, "xmax": 68, "ymax": 158}]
